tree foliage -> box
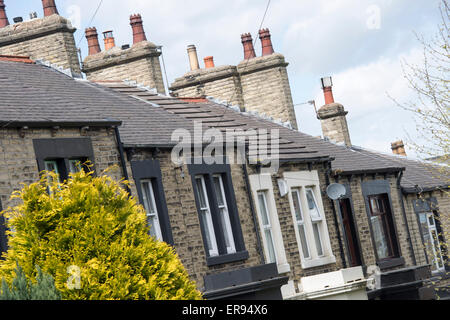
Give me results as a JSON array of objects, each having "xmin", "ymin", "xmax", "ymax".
[
  {"xmin": 0, "ymin": 169, "xmax": 202, "ymax": 300},
  {"xmin": 0, "ymin": 264, "xmax": 61, "ymax": 300}
]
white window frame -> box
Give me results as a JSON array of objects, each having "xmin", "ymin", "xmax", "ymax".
[
  {"xmin": 257, "ymin": 191, "xmax": 277, "ymax": 264},
  {"xmin": 140, "ymin": 179, "xmax": 163, "ymax": 242},
  {"xmin": 195, "ymin": 175, "xmax": 219, "ymax": 257},
  {"xmin": 212, "ymin": 174, "xmax": 236, "ymax": 254},
  {"xmin": 285, "ymin": 171, "xmax": 336, "ymax": 270},
  {"xmin": 291, "ymin": 188, "xmax": 312, "ymax": 260},
  {"xmin": 249, "ymin": 173, "xmax": 290, "ymax": 274}
]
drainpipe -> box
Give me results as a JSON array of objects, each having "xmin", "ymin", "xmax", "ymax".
[
  {"xmin": 242, "ymin": 154, "xmax": 265, "ymax": 265},
  {"xmin": 397, "ymin": 170, "xmax": 417, "ymax": 265},
  {"xmin": 325, "ymin": 162, "xmax": 347, "ymax": 269},
  {"xmin": 114, "ymin": 126, "xmax": 131, "ymax": 195}
]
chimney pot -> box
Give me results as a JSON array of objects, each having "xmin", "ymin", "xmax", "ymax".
[
  {"xmin": 41, "ymin": 0, "xmax": 59, "ymax": 17},
  {"xmin": 85, "ymin": 27, "xmax": 101, "ymax": 56},
  {"xmin": 241, "ymin": 33, "xmax": 256, "ymax": 60},
  {"xmin": 321, "ymin": 76, "xmax": 335, "ymax": 105},
  {"xmin": 391, "ymin": 140, "xmax": 407, "ymax": 157},
  {"xmin": 187, "ymin": 45, "xmax": 200, "ymax": 71},
  {"xmin": 259, "ymin": 28, "xmax": 274, "ymax": 56},
  {"xmin": 0, "ymin": 0, "xmax": 9, "ymax": 28},
  {"xmin": 204, "ymin": 56, "xmax": 215, "ymax": 69},
  {"xmin": 130, "ymin": 14, "xmax": 147, "ymax": 44},
  {"xmin": 103, "ymin": 30, "xmax": 116, "ymax": 51}
]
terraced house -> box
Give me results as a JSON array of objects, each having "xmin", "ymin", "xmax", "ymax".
[{"xmin": 0, "ymin": 0, "xmax": 448, "ymax": 300}]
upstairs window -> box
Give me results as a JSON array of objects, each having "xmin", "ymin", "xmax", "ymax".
[
  {"xmin": 257, "ymin": 191, "xmax": 277, "ymax": 264},
  {"xmin": 368, "ymin": 194, "xmax": 399, "ymax": 261},
  {"xmin": 189, "ymin": 162, "xmax": 248, "ymax": 267},
  {"xmin": 141, "ymin": 180, "xmax": 163, "ymax": 241}
]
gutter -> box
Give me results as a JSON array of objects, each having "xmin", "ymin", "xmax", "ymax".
[
  {"xmin": 325, "ymin": 161, "xmax": 347, "ymax": 269},
  {"xmin": 114, "ymin": 126, "xmax": 131, "ymax": 195}
]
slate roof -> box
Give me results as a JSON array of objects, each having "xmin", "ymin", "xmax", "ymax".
[
  {"xmin": 0, "ymin": 60, "xmax": 193, "ymax": 147},
  {"xmin": 99, "ymin": 81, "xmax": 448, "ymax": 193}
]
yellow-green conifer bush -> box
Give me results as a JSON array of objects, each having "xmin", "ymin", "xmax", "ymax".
[{"xmin": 0, "ymin": 169, "xmax": 202, "ymax": 300}]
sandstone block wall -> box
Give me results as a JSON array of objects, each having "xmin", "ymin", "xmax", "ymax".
[
  {"xmin": 0, "ymin": 127, "xmax": 122, "ymax": 210},
  {"xmin": 83, "ymin": 42, "xmax": 166, "ymax": 94},
  {"xmin": 170, "ymin": 65, "xmax": 244, "ymax": 107},
  {"xmin": 0, "ymin": 15, "xmax": 81, "ymax": 74},
  {"xmin": 123, "ymin": 150, "xmax": 262, "ymax": 290}
]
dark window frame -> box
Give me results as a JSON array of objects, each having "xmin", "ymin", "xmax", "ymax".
[
  {"xmin": 33, "ymin": 138, "xmax": 95, "ymax": 181},
  {"xmin": 362, "ymin": 180, "xmax": 404, "ymax": 270},
  {"xmin": 131, "ymin": 160, "xmax": 174, "ymax": 246},
  {"xmin": 188, "ymin": 162, "xmax": 248, "ymax": 267}
]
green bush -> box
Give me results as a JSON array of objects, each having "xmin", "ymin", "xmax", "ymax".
[
  {"xmin": 0, "ymin": 169, "xmax": 202, "ymax": 300},
  {"xmin": 0, "ymin": 264, "xmax": 61, "ymax": 300}
]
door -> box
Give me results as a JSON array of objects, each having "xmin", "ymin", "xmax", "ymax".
[{"xmin": 339, "ymin": 199, "xmax": 362, "ymax": 267}]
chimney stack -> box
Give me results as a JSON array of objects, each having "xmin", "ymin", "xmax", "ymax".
[
  {"xmin": 391, "ymin": 140, "xmax": 407, "ymax": 157},
  {"xmin": 259, "ymin": 28, "xmax": 274, "ymax": 56},
  {"xmin": 241, "ymin": 33, "xmax": 256, "ymax": 60},
  {"xmin": 321, "ymin": 76, "xmax": 335, "ymax": 105},
  {"xmin": 204, "ymin": 56, "xmax": 215, "ymax": 69},
  {"xmin": 187, "ymin": 45, "xmax": 200, "ymax": 71},
  {"xmin": 130, "ymin": 14, "xmax": 147, "ymax": 44},
  {"xmin": 42, "ymin": 0, "xmax": 59, "ymax": 17},
  {"xmin": 103, "ymin": 30, "xmax": 115, "ymax": 51},
  {"xmin": 85, "ymin": 27, "xmax": 101, "ymax": 56},
  {"xmin": 0, "ymin": 0, "xmax": 9, "ymax": 28}
]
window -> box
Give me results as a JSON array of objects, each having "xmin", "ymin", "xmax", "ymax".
[
  {"xmin": 249, "ymin": 174, "xmax": 290, "ymax": 274},
  {"xmin": 368, "ymin": 194, "xmax": 399, "ymax": 260},
  {"xmin": 188, "ymin": 162, "xmax": 248, "ymax": 266},
  {"xmin": 141, "ymin": 180, "xmax": 163, "ymax": 241},
  {"xmin": 195, "ymin": 176, "xmax": 219, "ymax": 257},
  {"xmin": 257, "ymin": 191, "xmax": 277, "ymax": 263},
  {"xmin": 292, "ymin": 189, "xmax": 310, "ymax": 259},
  {"xmin": 285, "ymin": 171, "xmax": 336, "ymax": 269},
  {"xmin": 212, "ymin": 175, "xmax": 236, "ymax": 254},
  {"xmin": 419, "ymin": 212, "xmax": 445, "ymax": 273},
  {"xmin": 131, "ymin": 160, "xmax": 174, "ymax": 245},
  {"xmin": 34, "ymin": 138, "xmax": 95, "ymax": 183},
  {"xmin": 306, "ymin": 188, "xmax": 324, "ymax": 257}
]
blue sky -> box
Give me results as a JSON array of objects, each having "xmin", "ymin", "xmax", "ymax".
[{"xmin": 4, "ymin": 0, "xmax": 443, "ymax": 158}]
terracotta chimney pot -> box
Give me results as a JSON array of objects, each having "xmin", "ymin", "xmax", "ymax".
[
  {"xmin": 0, "ymin": 0, "xmax": 9, "ymax": 28},
  {"xmin": 187, "ymin": 45, "xmax": 200, "ymax": 71},
  {"xmin": 391, "ymin": 140, "xmax": 407, "ymax": 157},
  {"xmin": 259, "ymin": 28, "xmax": 274, "ymax": 56},
  {"xmin": 241, "ymin": 33, "xmax": 256, "ymax": 60},
  {"xmin": 85, "ymin": 27, "xmax": 101, "ymax": 55},
  {"xmin": 204, "ymin": 56, "xmax": 215, "ymax": 69},
  {"xmin": 321, "ymin": 77, "xmax": 335, "ymax": 105},
  {"xmin": 42, "ymin": 0, "xmax": 59, "ymax": 17},
  {"xmin": 103, "ymin": 30, "xmax": 116, "ymax": 51},
  {"xmin": 130, "ymin": 14, "xmax": 147, "ymax": 44}
]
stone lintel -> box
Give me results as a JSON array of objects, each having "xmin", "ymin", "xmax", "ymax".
[
  {"xmin": 82, "ymin": 41, "xmax": 161, "ymax": 73},
  {"xmin": 237, "ymin": 53, "xmax": 289, "ymax": 76},
  {"xmin": 169, "ymin": 65, "xmax": 238, "ymax": 91},
  {"xmin": 0, "ymin": 14, "xmax": 76, "ymax": 47}
]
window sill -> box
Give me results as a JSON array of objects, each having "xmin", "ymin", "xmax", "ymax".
[
  {"xmin": 277, "ymin": 263, "xmax": 291, "ymax": 275},
  {"xmin": 301, "ymin": 255, "xmax": 336, "ymax": 270},
  {"xmin": 377, "ymin": 257, "xmax": 405, "ymax": 271},
  {"xmin": 207, "ymin": 251, "xmax": 249, "ymax": 267}
]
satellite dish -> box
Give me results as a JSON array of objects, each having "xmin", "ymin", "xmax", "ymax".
[{"xmin": 326, "ymin": 183, "xmax": 346, "ymax": 200}]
